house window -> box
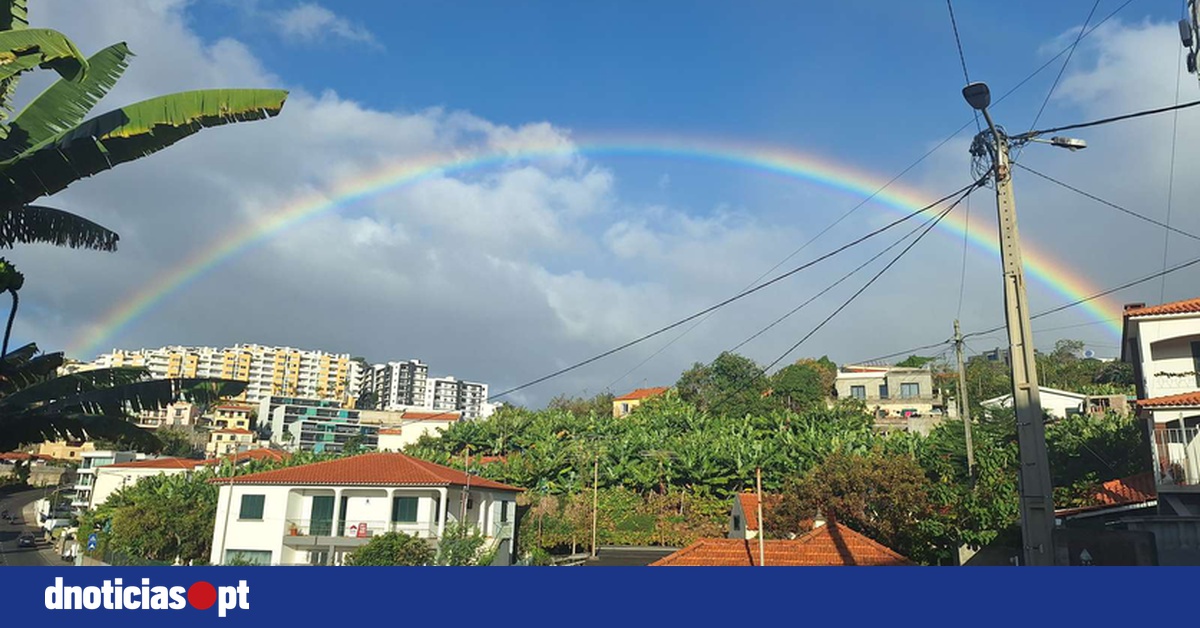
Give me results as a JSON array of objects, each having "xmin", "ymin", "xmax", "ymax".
[
  {"xmin": 733, "ymin": 515, "xmax": 741, "ymax": 531},
  {"xmin": 224, "ymin": 549, "xmax": 271, "ymax": 565},
  {"xmin": 899, "ymin": 383, "xmax": 920, "ymax": 399},
  {"xmin": 391, "ymin": 496, "xmax": 419, "ymax": 523},
  {"xmin": 238, "ymin": 494, "xmax": 265, "ymax": 520},
  {"xmin": 1192, "ymin": 341, "xmax": 1200, "ymax": 387},
  {"xmin": 500, "ymin": 500, "xmax": 510, "ymax": 523},
  {"xmin": 850, "ymin": 386, "xmax": 866, "ymax": 400},
  {"xmin": 879, "ymin": 384, "xmax": 889, "ymax": 399}
]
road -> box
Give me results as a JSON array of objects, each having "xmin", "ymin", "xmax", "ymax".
[{"xmin": 0, "ymin": 487, "xmax": 61, "ymax": 566}]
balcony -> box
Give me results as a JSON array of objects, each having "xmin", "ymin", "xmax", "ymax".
[
  {"xmin": 282, "ymin": 519, "xmax": 439, "ymax": 541},
  {"xmin": 1154, "ymin": 428, "xmax": 1200, "ymax": 488}
]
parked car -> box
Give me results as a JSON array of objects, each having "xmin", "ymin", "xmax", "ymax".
[{"xmin": 17, "ymin": 534, "xmax": 35, "ymax": 548}]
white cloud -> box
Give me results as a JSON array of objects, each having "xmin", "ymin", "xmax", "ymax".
[{"xmin": 270, "ymin": 2, "xmax": 378, "ymax": 47}]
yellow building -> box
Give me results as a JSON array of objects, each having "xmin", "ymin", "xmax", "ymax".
[
  {"xmin": 37, "ymin": 440, "xmax": 96, "ymax": 461},
  {"xmin": 90, "ymin": 345, "xmax": 362, "ymax": 405},
  {"xmin": 613, "ymin": 387, "xmax": 670, "ymax": 418},
  {"xmin": 209, "ymin": 404, "xmax": 255, "ymax": 431},
  {"xmin": 206, "ymin": 429, "xmax": 259, "ymax": 458}
]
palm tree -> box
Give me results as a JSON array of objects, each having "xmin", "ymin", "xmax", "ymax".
[
  {"xmin": 0, "ymin": 0, "xmax": 288, "ymax": 339},
  {"xmin": 0, "ymin": 342, "xmax": 247, "ymax": 452}
]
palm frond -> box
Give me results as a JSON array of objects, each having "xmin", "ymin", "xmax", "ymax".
[
  {"xmin": 0, "ymin": 0, "xmax": 28, "ymax": 121},
  {"xmin": 0, "ymin": 88, "xmax": 287, "ymax": 206},
  {"xmin": 4, "ymin": 42, "xmax": 131, "ymax": 157},
  {"xmin": 47, "ymin": 376, "xmax": 248, "ymax": 416},
  {"xmin": 0, "ymin": 28, "xmax": 87, "ymax": 84},
  {"xmin": 0, "ymin": 204, "xmax": 118, "ymax": 250},
  {"xmin": 0, "ymin": 409, "xmax": 158, "ymax": 452},
  {"xmin": 0, "ymin": 366, "xmax": 148, "ymax": 410},
  {"xmin": 0, "ymin": 350, "xmax": 61, "ymax": 394}
]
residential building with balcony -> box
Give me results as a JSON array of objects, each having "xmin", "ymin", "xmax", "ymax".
[
  {"xmin": 361, "ymin": 360, "xmax": 429, "ymax": 410},
  {"xmin": 1122, "ymin": 298, "xmax": 1200, "ymax": 515},
  {"xmin": 834, "ymin": 364, "xmax": 951, "ymax": 433},
  {"xmin": 89, "ymin": 344, "xmax": 362, "ymax": 406},
  {"xmin": 260, "ymin": 396, "xmax": 379, "ymax": 454},
  {"xmin": 208, "ymin": 452, "xmax": 522, "ymax": 566},
  {"xmin": 208, "ymin": 404, "xmax": 255, "ymax": 430},
  {"xmin": 207, "ymin": 428, "xmax": 259, "ymax": 458},
  {"xmin": 425, "ymin": 376, "xmax": 489, "ymax": 420},
  {"xmin": 36, "ymin": 440, "xmax": 95, "ymax": 462},
  {"xmin": 136, "ymin": 401, "xmax": 201, "ymax": 429},
  {"xmin": 71, "ymin": 451, "xmax": 141, "ymax": 512}
]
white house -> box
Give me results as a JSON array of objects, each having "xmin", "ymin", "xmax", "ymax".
[
  {"xmin": 89, "ymin": 458, "xmax": 209, "ymax": 509},
  {"xmin": 209, "ymin": 452, "xmax": 522, "ymax": 566},
  {"xmin": 1122, "ymin": 298, "xmax": 1200, "ymax": 514},
  {"xmin": 375, "ymin": 412, "xmax": 462, "ymax": 452},
  {"xmin": 982, "ymin": 387, "xmax": 1089, "ymax": 420},
  {"xmin": 71, "ymin": 451, "xmax": 142, "ymax": 512}
]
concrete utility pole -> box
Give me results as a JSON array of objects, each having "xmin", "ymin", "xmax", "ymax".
[
  {"xmin": 591, "ymin": 456, "xmax": 599, "ymax": 559},
  {"xmin": 954, "ymin": 320, "xmax": 976, "ymax": 477},
  {"xmin": 755, "ymin": 467, "xmax": 765, "ymax": 567},
  {"xmin": 963, "ymin": 82, "xmax": 1056, "ymax": 567}
]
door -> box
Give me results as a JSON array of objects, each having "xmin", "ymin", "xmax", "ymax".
[
  {"xmin": 336, "ymin": 495, "xmax": 349, "ymax": 536},
  {"xmin": 310, "ymin": 495, "xmax": 334, "ymax": 536}
]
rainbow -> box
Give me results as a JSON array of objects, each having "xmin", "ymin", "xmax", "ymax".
[{"xmin": 68, "ymin": 135, "xmax": 1125, "ymax": 358}]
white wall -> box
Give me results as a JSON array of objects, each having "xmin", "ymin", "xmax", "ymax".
[
  {"xmin": 982, "ymin": 388, "xmax": 1087, "ymax": 420},
  {"xmin": 89, "ymin": 466, "xmax": 190, "ymax": 510},
  {"xmin": 1131, "ymin": 317, "xmax": 1200, "ymax": 402},
  {"xmin": 376, "ymin": 421, "xmax": 455, "ymax": 451}
]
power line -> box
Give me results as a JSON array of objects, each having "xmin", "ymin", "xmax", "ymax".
[
  {"xmin": 605, "ymin": 1, "xmax": 1139, "ymax": 393},
  {"xmin": 956, "ymin": 192, "xmax": 971, "ymax": 320},
  {"xmin": 1163, "ymin": 0, "xmax": 1187, "ymax": 302},
  {"xmin": 946, "ymin": 0, "xmax": 982, "ymax": 133},
  {"xmin": 488, "ymin": 181, "xmax": 982, "ymax": 402},
  {"xmin": 1022, "ymin": 0, "xmax": 1100, "ymax": 146},
  {"xmin": 1014, "ymin": 163, "xmax": 1200, "ymax": 242},
  {"xmin": 709, "ymin": 184, "xmax": 980, "ymax": 415},
  {"xmin": 1021, "ymin": 98, "xmax": 1200, "ymax": 139}
]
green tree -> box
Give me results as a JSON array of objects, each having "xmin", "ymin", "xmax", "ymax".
[
  {"xmin": 82, "ymin": 470, "xmax": 219, "ymax": 565},
  {"xmin": 346, "ymin": 532, "xmax": 434, "ymax": 566},
  {"xmin": 768, "ymin": 362, "xmax": 827, "ymax": 412},
  {"xmin": 675, "ymin": 352, "xmax": 770, "ymax": 418},
  {"xmin": 154, "ymin": 427, "xmax": 202, "ymax": 458},
  {"xmin": 896, "ymin": 355, "xmax": 934, "ymax": 368},
  {"xmin": 434, "ymin": 521, "xmax": 495, "ymax": 566},
  {"xmin": 546, "ymin": 391, "xmax": 614, "ymax": 418},
  {"xmin": 354, "ymin": 391, "xmax": 379, "ymax": 410}
]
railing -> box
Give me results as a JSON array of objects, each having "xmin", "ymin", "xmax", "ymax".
[
  {"xmin": 283, "ymin": 519, "xmax": 439, "ymax": 539},
  {"xmin": 1154, "ymin": 427, "xmax": 1200, "ymax": 486}
]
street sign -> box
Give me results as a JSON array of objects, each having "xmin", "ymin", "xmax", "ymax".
[{"xmin": 86, "ymin": 533, "xmax": 97, "ymax": 551}]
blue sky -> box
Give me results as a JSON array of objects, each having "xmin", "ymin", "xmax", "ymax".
[{"xmin": 17, "ymin": 1, "xmax": 1200, "ymax": 405}]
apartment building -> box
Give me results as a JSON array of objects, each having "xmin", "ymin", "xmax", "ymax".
[
  {"xmin": 71, "ymin": 451, "xmax": 142, "ymax": 513},
  {"xmin": 426, "ymin": 376, "xmax": 489, "ymax": 420},
  {"xmin": 361, "ymin": 360, "xmax": 429, "ymax": 410},
  {"xmin": 136, "ymin": 401, "xmax": 202, "ymax": 429},
  {"xmin": 834, "ymin": 364, "xmax": 951, "ymax": 434},
  {"xmin": 91, "ymin": 345, "xmax": 363, "ymax": 405},
  {"xmin": 260, "ymin": 397, "xmax": 379, "ymax": 454}
]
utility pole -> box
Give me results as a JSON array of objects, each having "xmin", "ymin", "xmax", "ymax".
[
  {"xmin": 755, "ymin": 467, "xmax": 765, "ymax": 567},
  {"xmin": 963, "ymin": 83, "xmax": 1056, "ymax": 567},
  {"xmin": 591, "ymin": 456, "xmax": 599, "ymax": 559},
  {"xmin": 954, "ymin": 320, "xmax": 975, "ymax": 477}
]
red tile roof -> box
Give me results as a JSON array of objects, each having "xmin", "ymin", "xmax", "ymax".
[
  {"xmin": 736, "ymin": 493, "xmax": 783, "ymax": 531},
  {"xmin": 1055, "ymin": 472, "xmax": 1157, "ymax": 517},
  {"xmin": 614, "ymin": 387, "xmax": 669, "ymax": 401},
  {"xmin": 199, "ymin": 448, "xmax": 290, "ymax": 465},
  {"xmin": 213, "ymin": 428, "xmax": 254, "ymax": 435},
  {"xmin": 212, "ymin": 452, "xmax": 522, "ymax": 491},
  {"xmin": 378, "ymin": 428, "xmax": 404, "ymax": 435},
  {"xmin": 0, "ymin": 452, "xmax": 52, "ymax": 461},
  {"xmin": 1137, "ymin": 391, "xmax": 1200, "ymax": 408},
  {"xmin": 650, "ymin": 523, "xmax": 913, "ymax": 566},
  {"xmin": 401, "ymin": 411, "xmax": 461, "ymax": 421},
  {"xmin": 106, "ymin": 457, "xmax": 209, "ymax": 470},
  {"xmin": 1124, "ymin": 297, "xmax": 1200, "ymax": 318}
]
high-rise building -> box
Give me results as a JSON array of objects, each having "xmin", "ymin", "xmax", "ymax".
[
  {"xmin": 361, "ymin": 360, "xmax": 429, "ymax": 410},
  {"xmin": 90, "ymin": 345, "xmax": 362, "ymax": 406},
  {"xmin": 425, "ymin": 376, "xmax": 489, "ymax": 420},
  {"xmin": 259, "ymin": 396, "xmax": 379, "ymax": 454}
]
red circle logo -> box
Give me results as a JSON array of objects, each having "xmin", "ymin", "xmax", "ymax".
[{"xmin": 187, "ymin": 581, "xmax": 217, "ymax": 610}]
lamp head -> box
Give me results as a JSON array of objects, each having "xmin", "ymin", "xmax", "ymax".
[{"xmin": 962, "ymin": 82, "xmax": 991, "ymax": 111}]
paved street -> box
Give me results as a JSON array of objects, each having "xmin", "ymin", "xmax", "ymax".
[{"xmin": 0, "ymin": 488, "xmax": 62, "ymax": 566}]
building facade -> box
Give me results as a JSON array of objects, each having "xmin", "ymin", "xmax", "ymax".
[
  {"xmin": 209, "ymin": 452, "xmax": 522, "ymax": 566},
  {"xmin": 71, "ymin": 451, "xmax": 142, "ymax": 513},
  {"xmin": 207, "ymin": 428, "xmax": 259, "ymax": 458},
  {"xmin": 425, "ymin": 376, "xmax": 489, "ymax": 420},
  {"xmin": 361, "ymin": 360, "xmax": 429, "ymax": 410},
  {"xmin": 375, "ymin": 412, "xmax": 462, "ymax": 452},
  {"xmin": 136, "ymin": 401, "xmax": 202, "ymax": 430},
  {"xmin": 260, "ymin": 396, "xmax": 379, "ymax": 454},
  {"xmin": 1122, "ymin": 298, "xmax": 1200, "ymax": 515},
  {"xmin": 613, "ymin": 387, "xmax": 669, "ymax": 418},
  {"xmin": 90, "ymin": 345, "xmax": 362, "ymax": 406},
  {"xmin": 834, "ymin": 364, "xmax": 951, "ymax": 432}
]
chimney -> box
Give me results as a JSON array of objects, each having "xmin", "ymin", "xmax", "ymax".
[
  {"xmin": 1124, "ymin": 302, "xmax": 1146, "ymax": 312},
  {"xmin": 813, "ymin": 510, "xmax": 827, "ymax": 529}
]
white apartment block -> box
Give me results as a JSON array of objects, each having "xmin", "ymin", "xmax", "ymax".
[
  {"xmin": 90, "ymin": 344, "xmax": 363, "ymax": 406},
  {"xmin": 361, "ymin": 360, "xmax": 429, "ymax": 410},
  {"xmin": 425, "ymin": 376, "xmax": 489, "ymax": 420}
]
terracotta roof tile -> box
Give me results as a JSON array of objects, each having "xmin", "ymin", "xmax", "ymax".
[
  {"xmin": 400, "ymin": 411, "xmax": 461, "ymax": 421},
  {"xmin": 1124, "ymin": 297, "xmax": 1200, "ymax": 318},
  {"xmin": 650, "ymin": 523, "xmax": 913, "ymax": 566},
  {"xmin": 213, "ymin": 428, "xmax": 254, "ymax": 435},
  {"xmin": 1055, "ymin": 472, "xmax": 1157, "ymax": 516},
  {"xmin": 1137, "ymin": 391, "xmax": 1200, "ymax": 408},
  {"xmin": 614, "ymin": 387, "xmax": 670, "ymax": 401},
  {"xmin": 736, "ymin": 493, "xmax": 783, "ymax": 531},
  {"xmin": 212, "ymin": 452, "xmax": 522, "ymax": 492},
  {"xmin": 106, "ymin": 457, "xmax": 208, "ymax": 470},
  {"xmin": 378, "ymin": 428, "xmax": 404, "ymax": 435}
]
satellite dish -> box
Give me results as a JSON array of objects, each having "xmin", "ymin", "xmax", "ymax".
[{"xmin": 1084, "ymin": 349, "xmax": 1096, "ymax": 359}]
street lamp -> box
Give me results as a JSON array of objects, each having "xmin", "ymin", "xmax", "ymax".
[{"xmin": 960, "ymin": 81, "xmax": 1087, "ymax": 567}]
